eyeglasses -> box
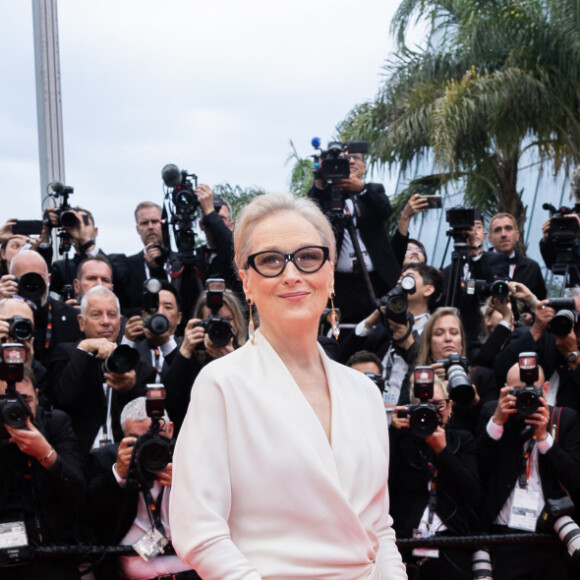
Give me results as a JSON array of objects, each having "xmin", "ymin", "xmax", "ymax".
[
  {"xmin": 346, "ymin": 154, "xmax": 364, "ymax": 162},
  {"xmin": 431, "ymin": 399, "xmax": 450, "ymax": 413},
  {"xmin": 406, "ymin": 246, "xmax": 425, "ymax": 255},
  {"xmin": 246, "ymin": 245, "xmax": 330, "ymax": 278}
]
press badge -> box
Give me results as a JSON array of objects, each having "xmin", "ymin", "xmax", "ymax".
[
  {"xmin": 508, "ymin": 488, "xmax": 540, "ymax": 532},
  {"xmin": 133, "ymin": 528, "xmax": 168, "ymax": 562},
  {"xmin": 0, "ymin": 521, "xmax": 28, "ymax": 550},
  {"xmin": 411, "ymin": 528, "xmax": 439, "ymax": 559}
]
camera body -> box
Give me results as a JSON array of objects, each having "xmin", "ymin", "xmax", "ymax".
[
  {"xmin": 161, "ymin": 163, "xmax": 199, "ymax": 214},
  {"xmin": 543, "ymin": 203, "xmax": 580, "ymax": 245},
  {"xmin": 446, "ymin": 207, "xmax": 476, "ymax": 242},
  {"xmin": 5, "ymin": 317, "xmax": 33, "ymax": 342},
  {"xmin": 128, "ymin": 385, "xmax": 173, "ymax": 489},
  {"xmin": 194, "ymin": 279, "xmax": 235, "ymax": 348},
  {"xmin": 436, "ymin": 353, "xmax": 474, "ymax": 404},
  {"xmin": 545, "ymin": 297, "xmax": 579, "ymax": 338},
  {"xmin": 461, "ymin": 278, "xmax": 510, "ymax": 300},
  {"xmin": 101, "ymin": 344, "xmax": 139, "ymax": 374},
  {"xmin": 538, "ymin": 496, "xmax": 580, "ymax": 567},
  {"xmin": 142, "ymin": 278, "xmax": 170, "ymax": 336},
  {"xmin": 376, "ymin": 275, "xmax": 416, "ymax": 325},
  {"xmin": 364, "ymin": 371, "xmax": 386, "ymax": 394},
  {"xmin": 0, "ymin": 344, "xmax": 31, "ymax": 443},
  {"xmin": 513, "ymin": 352, "xmax": 541, "ymax": 416},
  {"xmin": 396, "ymin": 366, "xmax": 441, "ymax": 437},
  {"xmin": 311, "ymin": 139, "xmax": 368, "ymax": 182},
  {"xmin": 15, "ymin": 272, "xmax": 46, "ymax": 304}
]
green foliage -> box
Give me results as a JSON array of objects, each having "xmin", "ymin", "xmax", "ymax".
[
  {"xmin": 212, "ymin": 183, "xmax": 266, "ymax": 222},
  {"xmin": 286, "ymin": 140, "xmax": 314, "ymax": 198}
]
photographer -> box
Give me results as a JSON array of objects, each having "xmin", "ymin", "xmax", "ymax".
[
  {"xmin": 122, "ymin": 282, "xmax": 182, "ymax": 384},
  {"xmin": 163, "ymin": 288, "xmax": 247, "ymax": 436},
  {"xmin": 308, "ymin": 149, "xmax": 401, "ymax": 323},
  {"xmin": 390, "ymin": 377, "xmax": 483, "ymax": 579},
  {"xmin": 44, "ymin": 286, "xmax": 149, "ymax": 458},
  {"xmin": 85, "ymin": 397, "xmax": 200, "ymax": 580},
  {"xmin": 493, "ymin": 292, "xmax": 580, "ymax": 414},
  {"xmin": 414, "ymin": 307, "xmax": 501, "ymax": 433},
  {"xmin": 476, "ymin": 361, "xmax": 580, "ymax": 579},
  {"xmin": 67, "ymin": 255, "xmax": 115, "ymax": 307},
  {"xmin": 348, "ymin": 264, "xmax": 443, "ymax": 411},
  {"xmin": 540, "ymin": 211, "xmax": 580, "ymax": 288},
  {"xmin": 1, "ymin": 250, "xmax": 81, "ymax": 365},
  {"xmin": 114, "ymin": 202, "xmax": 173, "ymax": 318},
  {"xmin": 0, "ymin": 365, "xmax": 85, "ymax": 579}
]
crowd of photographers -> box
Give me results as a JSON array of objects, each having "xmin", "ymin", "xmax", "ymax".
[{"xmin": 1, "ymin": 148, "xmax": 580, "ymax": 579}]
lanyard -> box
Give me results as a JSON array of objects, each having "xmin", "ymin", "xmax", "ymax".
[
  {"xmin": 519, "ymin": 438, "xmax": 537, "ymax": 488},
  {"xmin": 142, "ymin": 485, "xmax": 166, "ymax": 537},
  {"xmin": 44, "ymin": 302, "xmax": 53, "ymax": 351}
]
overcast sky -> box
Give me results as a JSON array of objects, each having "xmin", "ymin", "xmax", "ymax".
[{"xmin": 1, "ymin": 0, "xmax": 399, "ymax": 255}]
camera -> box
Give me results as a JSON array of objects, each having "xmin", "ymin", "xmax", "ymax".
[
  {"xmin": 446, "ymin": 206, "xmax": 475, "ymax": 233},
  {"xmin": 102, "ymin": 344, "xmax": 139, "ymax": 374},
  {"xmin": 436, "ymin": 353, "xmax": 474, "ymax": 404},
  {"xmin": 376, "ymin": 275, "xmax": 416, "ymax": 325},
  {"xmin": 543, "ymin": 203, "xmax": 580, "ymax": 244},
  {"xmin": 461, "ymin": 278, "xmax": 511, "ymax": 300},
  {"xmin": 195, "ymin": 279, "xmax": 235, "ymax": 348},
  {"xmin": 364, "ymin": 372, "xmax": 385, "ymax": 394},
  {"xmin": 128, "ymin": 385, "xmax": 173, "ymax": 489},
  {"xmin": 5, "ymin": 317, "xmax": 33, "ymax": 342},
  {"xmin": 545, "ymin": 297, "xmax": 579, "ymax": 337},
  {"xmin": 396, "ymin": 366, "xmax": 441, "ymax": 437},
  {"xmin": 311, "ymin": 138, "xmax": 368, "ymax": 182},
  {"xmin": 15, "ymin": 272, "xmax": 46, "ymax": 303},
  {"xmin": 0, "ymin": 344, "xmax": 32, "ymax": 443},
  {"xmin": 538, "ymin": 496, "xmax": 580, "ymax": 567},
  {"xmin": 513, "ymin": 352, "xmax": 542, "ymax": 416},
  {"xmin": 142, "ymin": 278, "xmax": 170, "ymax": 336}
]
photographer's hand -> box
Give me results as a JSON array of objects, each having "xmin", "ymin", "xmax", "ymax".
[
  {"xmin": 425, "ymin": 426, "xmax": 447, "ymax": 454},
  {"xmin": 334, "ymin": 175, "xmax": 364, "ymax": 193},
  {"xmin": 63, "ymin": 210, "xmax": 94, "ymax": 248},
  {"xmin": 431, "ymin": 362, "xmax": 447, "ymax": 382},
  {"xmin": 6, "ymin": 417, "xmax": 57, "ymax": 469},
  {"xmin": 388, "ymin": 319, "xmax": 414, "ymax": 351},
  {"xmin": 0, "ymin": 218, "xmax": 17, "ymax": 242},
  {"xmin": 157, "ymin": 462, "xmax": 172, "ymax": 487},
  {"xmin": 105, "ymin": 369, "xmax": 136, "ymax": 393},
  {"xmin": 78, "ymin": 337, "xmax": 117, "ymax": 359},
  {"xmin": 194, "ymin": 184, "xmax": 216, "ymax": 216},
  {"xmin": 398, "ymin": 194, "xmax": 428, "ymax": 236},
  {"xmin": 204, "ymin": 334, "xmax": 234, "ymax": 360},
  {"xmin": 125, "ymin": 315, "xmax": 145, "ymax": 343},
  {"xmin": 492, "ymin": 385, "xmax": 517, "ymax": 426},
  {"xmin": 541, "ymin": 219, "xmax": 550, "ymax": 242},
  {"xmin": 144, "ymin": 242, "xmax": 164, "ymax": 269},
  {"xmin": 530, "ymin": 300, "xmax": 554, "ymax": 342},
  {"xmin": 509, "ymin": 281, "xmax": 536, "ymax": 310},
  {"xmin": 555, "ymin": 328, "xmax": 580, "ymax": 370},
  {"xmin": 0, "ymin": 275, "xmax": 18, "ymax": 300},
  {"xmin": 180, "ymin": 318, "xmax": 205, "ymax": 359},
  {"xmin": 391, "ymin": 407, "xmax": 410, "ymax": 430},
  {"xmin": 114, "ymin": 436, "xmax": 137, "ymax": 480},
  {"xmin": 525, "ymin": 397, "xmax": 549, "ymax": 441}
]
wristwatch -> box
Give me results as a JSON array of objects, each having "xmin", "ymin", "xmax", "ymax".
[{"xmin": 567, "ymin": 351, "xmax": 580, "ymax": 363}]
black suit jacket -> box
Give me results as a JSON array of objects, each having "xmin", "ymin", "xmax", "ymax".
[
  {"xmin": 44, "ymin": 342, "xmax": 148, "ymax": 457},
  {"xmin": 0, "ymin": 406, "xmax": 85, "ymax": 546},
  {"xmin": 486, "ymin": 250, "xmax": 547, "ymax": 300},
  {"xmin": 308, "ymin": 182, "xmax": 400, "ymax": 290},
  {"xmin": 476, "ymin": 402, "xmax": 580, "ymax": 530},
  {"xmin": 33, "ymin": 297, "xmax": 82, "ymax": 366}
]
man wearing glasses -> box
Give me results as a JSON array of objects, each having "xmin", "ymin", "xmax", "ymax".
[{"xmin": 308, "ymin": 151, "xmax": 402, "ymax": 324}]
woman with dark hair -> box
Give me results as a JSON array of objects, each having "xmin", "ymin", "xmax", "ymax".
[{"xmin": 163, "ymin": 288, "xmax": 247, "ymax": 436}]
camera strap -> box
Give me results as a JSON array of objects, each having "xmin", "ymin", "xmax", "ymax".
[
  {"xmin": 142, "ymin": 485, "xmax": 167, "ymax": 538},
  {"xmin": 518, "ymin": 437, "xmax": 536, "ymax": 489}
]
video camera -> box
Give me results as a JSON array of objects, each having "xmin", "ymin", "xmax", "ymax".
[
  {"xmin": 513, "ymin": 352, "xmax": 542, "ymax": 416},
  {"xmin": 545, "ymin": 297, "xmax": 579, "ymax": 337},
  {"xmin": 161, "ymin": 163, "xmax": 199, "ymax": 260},
  {"xmin": 194, "ymin": 279, "xmax": 235, "ymax": 348},
  {"xmin": 396, "ymin": 366, "xmax": 441, "ymax": 437},
  {"xmin": 376, "ymin": 275, "xmax": 416, "ymax": 326},
  {"xmin": 538, "ymin": 496, "xmax": 580, "ymax": 568},
  {"xmin": 142, "ymin": 279, "xmax": 170, "ymax": 335},
  {"xmin": 44, "ymin": 181, "xmax": 87, "ymax": 256},
  {"xmin": 543, "ymin": 203, "xmax": 580, "ymax": 244},
  {"xmin": 128, "ymin": 385, "xmax": 173, "ymax": 489},
  {"xmin": 311, "ymin": 138, "xmax": 368, "ymax": 182},
  {"xmin": 435, "ymin": 353, "xmax": 474, "ymax": 404},
  {"xmin": 446, "ymin": 206, "xmax": 476, "ymax": 240},
  {"xmin": 0, "ymin": 344, "xmax": 32, "ymax": 444}
]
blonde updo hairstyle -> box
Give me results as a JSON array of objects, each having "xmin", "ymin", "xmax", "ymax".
[{"xmin": 234, "ymin": 193, "xmax": 337, "ymax": 272}]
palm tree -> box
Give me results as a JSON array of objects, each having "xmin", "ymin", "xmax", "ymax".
[{"xmin": 338, "ymin": 0, "xmax": 580, "ymax": 243}]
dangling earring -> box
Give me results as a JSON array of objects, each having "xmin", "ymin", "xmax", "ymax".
[
  {"xmin": 248, "ymin": 299, "xmax": 255, "ymax": 345},
  {"xmin": 330, "ymin": 293, "xmax": 340, "ymax": 340}
]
